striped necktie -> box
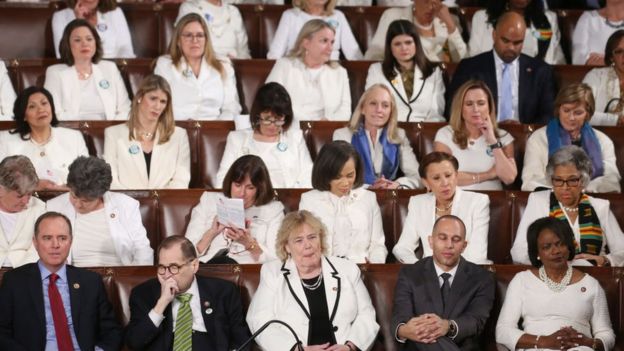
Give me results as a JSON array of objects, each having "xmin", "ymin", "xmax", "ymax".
[{"xmin": 173, "ymin": 293, "xmax": 193, "ymax": 351}]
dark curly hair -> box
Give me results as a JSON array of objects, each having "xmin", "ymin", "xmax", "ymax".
[{"xmin": 66, "ymin": 156, "xmax": 113, "ymax": 199}]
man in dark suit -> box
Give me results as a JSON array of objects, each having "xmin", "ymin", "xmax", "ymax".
[
  {"xmin": 392, "ymin": 215, "xmax": 495, "ymax": 351},
  {"xmin": 0, "ymin": 211, "xmax": 122, "ymax": 350},
  {"xmin": 125, "ymin": 235, "xmax": 250, "ymax": 350},
  {"xmin": 446, "ymin": 11, "xmax": 556, "ymax": 124}
]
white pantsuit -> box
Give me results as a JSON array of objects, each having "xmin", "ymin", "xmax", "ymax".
[
  {"xmin": 0, "ymin": 61, "xmax": 16, "ymax": 120},
  {"xmin": 0, "ymin": 198, "xmax": 45, "ymax": 268},
  {"xmin": 583, "ymin": 67, "xmax": 621, "ymax": 126}
]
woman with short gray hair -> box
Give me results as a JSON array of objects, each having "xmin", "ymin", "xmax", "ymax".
[
  {"xmin": 46, "ymin": 156, "xmax": 153, "ymax": 266},
  {"xmin": 512, "ymin": 145, "xmax": 624, "ymax": 267}
]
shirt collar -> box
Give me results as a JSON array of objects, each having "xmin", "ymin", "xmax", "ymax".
[
  {"xmin": 432, "ymin": 259, "xmax": 459, "ymax": 278},
  {"xmin": 38, "ymin": 260, "xmax": 68, "ymax": 283},
  {"xmin": 493, "ymin": 49, "xmax": 519, "ymax": 68}
]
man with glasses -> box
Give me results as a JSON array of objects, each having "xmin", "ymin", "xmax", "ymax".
[{"xmin": 125, "ymin": 235, "xmax": 250, "ymax": 350}]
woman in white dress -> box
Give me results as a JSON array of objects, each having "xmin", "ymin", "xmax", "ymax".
[
  {"xmin": 522, "ymin": 83, "xmax": 621, "ymax": 193},
  {"xmin": 333, "ymin": 84, "xmax": 422, "ymax": 189},
  {"xmin": 44, "ymin": 19, "xmax": 131, "ymax": 120},
  {"xmin": 216, "ymin": 82, "xmax": 314, "ymax": 188},
  {"xmin": 0, "ymin": 61, "xmax": 16, "ymax": 120},
  {"xmin": 572, "ymin": 0, "xmax": 624, "ymax": 65},
  {"xmin": 299, "ymin": 141, "xmax": 387, "ymax": 263},
  {"xmin": 365, "ymin": 20, "xmax": 445, "ymax": 122},
  {"xmin": 392, "ymin": 151, "xmax": 490, "ymax": 264},
  {"xmin": 0, "ymin": 87, "xmax": 88, "ymax": 191},
  {"xmin": 266, "ymin": 19, "xmax": 352, "ymax": 122},
  {"xmin": 154, "ymin": 13, "xmax": 241, "ymax": 120},
  {"xmin": 52, "ymin": 0, "xmax": 135, "ymax": 59},
  {"xmin": 497, "ymin": 217, "xmax": 615, "ymax": 350},
  {"xmin": 186, "ymin": 155, "xmax": 284, "ymax": 264},
  {"xmin": 582, "ymin": 30, "xmax": 624, "ymax": 126},
  {"xmin": 468, "ymin": 0, "xmax": 565, "ymax": 64},
  {"xmin": 104, "ymin": 75, "xmax": 191, "ymax": 189},
  {"xmin": 434, "ymin": 80, "xmax": 517, "ymax": 191},
  {"xmin": 267, "ymin": 0, "xmax": 362, "ymax": 60}
]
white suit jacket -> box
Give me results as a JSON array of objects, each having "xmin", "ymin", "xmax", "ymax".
[
  {"xmin": 0, "ymin": 197, "xmax": 45, "ymax": 268},
  {"xmin": 0, "ymin": 127, "xmax": 89, "ymax": 185},
  {"xmin": 392, "ymin": 188, "xmax": 491, "ymax": 264},
  {"xmin": 0, "ymin": 61, "xmax": 16, "ymax": 120},
  {"xmin": 365, "ymin": 63, "xmax": 445, "ymax": 122},
  {"xmin": 266, "ymin": 58, "xmax": 351, "ymax": 121},
  {"xmin": 511, "ymin": 190, "xmax": 624, "ymax": 267},
  {"xmin": 52, "ymin": 8, "xmax": 135, "ymax": 59},
  {"xmin": 246, "ymin": 256, "xmax": 379, "ymax": 350},
  {"xmin": 46, "ymin": 191, "xmax": 153, "ymax": 265},
  {"xmin": 583, "ymin": 67, "xmax": 621, "ymax": 126},
  {"xmin": 215, "ymin": 128, "xmax": 313, "ymax": 188},
  {"xmin": 521, "ymin": 126, "xmax": 621, "ymax": 193},
  {"xmin": 185, "ymin": 191, "xmax": 284, "ymax": 263},
  {"xmin": 44, "ymin": 60, "xmax": 131, "ymax": 120},
  {"xmin": 299, "ymin": 188, "xmax": 387, "ymax": 263},
  {"xmin": 332, "ymin": 127, "xmax": 422, "ymax": 189},
  {"xmin": 104, "ymin": 123, "xmax": 191, "ymax": 189},
  {"xmin": 468, "ymin": 9, "xmax": 565, "ymax": 64}
]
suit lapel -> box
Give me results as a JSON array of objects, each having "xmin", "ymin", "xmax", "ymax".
[
  {"xmin": 125, "ymin": 133, "xmax": 149, "ymax": 185},
  {"xmin": 281, "ymin": 259, "xmax": 310, "ymax": 319},
  {"xmin": 92, "ymin": 63, "xmax": 114, "ymax": 120},
  {"xmin": 322, "ymin": 257, "xmax": 341, "ymax": 323},
  {"xmin": 66, "ymin": 266, "xmax": 82, "ymax": 339},
  {"xmin": 63, "ymin": 66, "xmax": 81, "ymax": 115},
  {"xmin": 149, "ymin": 129, "xmax": 171, "ymax": 188},
  {"xmin": 518, "ymin": 55, "xmax": 529, "ymax": 122},
  {"xmin": 197, "ymin": 277, "xmax": 214, "ymax": 337},
  {"xmin": 424, "ymin": 259, "xmax": 444, "ymax": 315},
  {"xmin": 162, "ymin": 302, "xmax": 175, "ymax": 349},
  {"xmin": 28, "ymin": 264, "xmax": 47, "ymax": 341},
  {"xmin": 486, "ymin": 52, "xmax": 499, "ymax": 103}
]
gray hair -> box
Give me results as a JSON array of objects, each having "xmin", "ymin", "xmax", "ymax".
[
  {"xmin": 0, "ymin": 155, "xmax": 38, "ymax": 195},
  {"xmin": 66, "ymin": 156, "xmax": 112, "ymax": 199},
  {"xmin": 546, "ymin": 145, "xmax": 592, "ymax": 187}
]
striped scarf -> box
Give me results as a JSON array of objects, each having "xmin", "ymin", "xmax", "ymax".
[{"xmin": 548, "ymin": 192, "xmax": 603, "ymax": 256}]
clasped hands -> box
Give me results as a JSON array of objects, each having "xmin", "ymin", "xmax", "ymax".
[
  {"xmin": 540, "ymin": 326, "xmax": 594, "ymax": 350},
  {"xmin": 399, "ymin": 313, "xmax": 450, "ymax": 344}
]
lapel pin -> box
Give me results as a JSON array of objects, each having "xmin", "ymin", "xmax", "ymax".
[
  {"xmin": 73, "ymin": 283, "xmax": 80, "ymax": 289},
  {"xmin": 183, "ymin": 68, "xmax": 194, "ymax": 78},
  {"xmin": 203, "ymin": 301, "xmax": 210, "ymax": 307},
  {"xmin": 526, "ymin": 68, "xmax": 532, "ymax": 73},
  {"xmin": 205, "ymin": 308, "xmax": 213, "ymax": 315},
  {"xmin": 99, "ymin": 79, "xmax": 110, "ymax": 89},
  {"xmin": 40, "ymin": 151, "xmax": 46, "ymax": 157},
  {"xmin": 332, "ymin": 287, "xmax": 337, "ymax": 291},
  {"xmin": 96, "ymin": 23, "xmax": 108, "ymax": 32},
  {"xmin": 129, "ymin": 144, "xmax": 140, "ymax": 155},
  {"xmin": 110, "ymin": 213, "xmax": 116, "ymax": 219},
  {"xmin": 581, "ymin": 287, "xmax": 586, "ymax": 292}
]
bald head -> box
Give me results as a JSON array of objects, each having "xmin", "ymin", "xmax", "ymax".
[{"xmin": 493, "ymin": 11, "xmax": 526, "ymax": 63}]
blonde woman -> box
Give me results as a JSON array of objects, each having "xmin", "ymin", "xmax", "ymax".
[
  {"xmin": 267, "ymin": 0, "xmax": 362, "ymax": 60},
  {"xmin": 103, "ymin": 75, "xmax": 191, "ymax": 189},
  {"xmin": 154, "ymin": 13, "xmax": 241, "ymax": 120},
  {"xmin": 434, "ymin": 79, "xmax": 517, "ymax": 190},
  {"xmin": 266, "ymin": 19, "xmax": 351, "ymax": 122},
  {"xmin": 333, "ymin": 84, "xmax": 421, "ymax": 189}
]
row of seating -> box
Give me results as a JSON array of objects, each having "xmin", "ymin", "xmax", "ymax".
[
  {"xmin": 3, "ymin": 58, "xmax": 592, "ymax": 114},
  {"xmin": 34, "ymin": 188, "xmax": 624, "ymax": 265},
  {"xmin": 0, "ymin": 2, "xmax": 584, "ymax": 62},
  {"xmin": 0, "ymin": 264, "xmax": 621, "ymax": 350}
]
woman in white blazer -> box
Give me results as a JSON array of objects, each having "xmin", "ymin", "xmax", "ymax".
[
  {"xmin": 0, "ymin": 61, "xmax": 16, "ymax": 120},
  {"xmin": 176, "ymin": 0, "xmax": 251, "ymax": 59},
  {"xmin": 266, "ymin": 19, "xmax": 351, "ymax": 122},
  {"xmin": 393, "ymin": 152, "xmax": 491, "ymax": 264},
  {"xmin": 299, "ymin": 141, "xmax": 387, "ymax": 263},
  {"xmin": 365, "ymin": 0, "xmax": 467, "ymax": 63},
  {"xmin": 522, "ymin": 83, "xmax": 621, "ymax": 193},
  {"xmin": 468, "ymin": 1, "xmax": 565, "ymax": 64},
  {"xmin": 246, "ymin": 210, "xmax": 379, "ymax": 350},
  {"xmin": 0, "ymin": 156, "xmax": 45, "ymax": 268},
  {"xmin": 267, "ymin": 0, "xmax": 362, "ymax": 60},
  {"xmin": 154, "ymin": 13, "xmax": 241, "ymax": 120},
  {"xmin": 216, "ymin": 82, "xmax": 313, "ymax": 188},
  {"xmin": 513, "ymin": 146, "xmax": 624, "ymax": 267},
  {"xmin": 104, "ymin": 75, "xmax": 191, "ymax": 189},
  {"xmin": 186, "ymin": 155, "xmax": 284, "ymax": 264},
  {"xmin": 52, "ymin": 0, "xmax": 135, "ymax": 59},
  {"xmin": 44, "ymin": 19, "xmax": 131, "ymax": 121},
  {"xmin": 365, "ymin": 21, "xmax": 445, "ymax": 123},
  {"xmin": 333, "ymin": 85, "xmax": 422, "ymax": 189},
  {"xmin": 0, "ymin": 87, "xmax": 88, "ymax": 190},
  {"xmin": 46, "ymin": 156, "xmax": 153, "ymax": 266}
]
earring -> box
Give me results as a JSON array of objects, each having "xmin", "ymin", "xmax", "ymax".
[
  {"xmin": 537, "ymin": 256, "xmax": 540, "ymax": 261},
  {"xmin": 137, "ymin": 98, "xmax": 142, "ymax": 103}
]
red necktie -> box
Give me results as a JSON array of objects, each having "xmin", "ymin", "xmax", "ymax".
[{"xmin": 48, "ymin": 273, "xmax": 74, "ymax": 351}]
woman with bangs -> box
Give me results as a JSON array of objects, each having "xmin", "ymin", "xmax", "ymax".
[
  {"xmin": 154, "ymin": 13, "xmax": 241, "ymax": 120},
  {"xmin": 104, "ymin": 74, "xmax": 191, "ymax": 189}
]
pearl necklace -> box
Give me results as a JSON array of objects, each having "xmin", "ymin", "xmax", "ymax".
[
  {"xmin": 435, "ymin": 201, "xmax": 453, "ymax": 212},
  {"xmin": 563, "ymin": 206, "xmax": 578, "ymax": 213},
  {"xmin": 539, "ymin": 265, "xmax": 572, "ymax": 293},
  {"xmin": 301, "ymin": 274, "xmax": 323, "ymax": 291},
  {"xmin": 77, "ymin": 70, "xmax": 91, "ymax": 80},
  {"xmin": 413, "ymin": 18, "xmax": 434, "ymax": 31}
]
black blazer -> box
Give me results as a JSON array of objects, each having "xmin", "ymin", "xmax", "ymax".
[
  {"xmin": 125, "ymin": 275, "xmax": 250, "ymax": 351},
  {"xmin": 0, "ymin": 263, "xmax": 122, "ymax": 351},
  {"xmin": 446, "ymin": 51, "xmax": 556, "ymax": 124},
  {"xmin": 391, "ymin": 257, "xmax": 495, "ymax": 351}
]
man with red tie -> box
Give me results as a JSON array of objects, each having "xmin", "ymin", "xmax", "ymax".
[{"xmin": 0, "ymin": 211, "xmax": 122, "ymax": 350}]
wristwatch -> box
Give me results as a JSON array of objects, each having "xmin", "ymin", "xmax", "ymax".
[
  {"xmin": 447, "ymin": 320, "xmax": 458, "ymax": 338},
  {"xmin": 488, "ymin": 140, "xmax": 503, "ymax": 150}
]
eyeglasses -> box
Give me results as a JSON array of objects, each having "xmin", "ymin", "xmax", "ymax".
[
  {"xmin": 551, "ymin": 177, "xmax": 581, "ymax": 187},
  {"xmin": 258, "ymin": 116, "xmax": 286, "ymax": 126},
  {"xmin": 157, "ymin": 259, "xmax": 194, "ymax": 275},
  {"xmin": 181, "ymin": 33, "xmax": 206, "ymax": 42}
]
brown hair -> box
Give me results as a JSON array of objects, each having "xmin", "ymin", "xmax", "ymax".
[
  {"xmin": 34, "ymin": 212, "xmax": 73, "ymax": 237},
  {"xmin": 66, "ymin": 0, "xmax": 117, "ymax": 13},
  {"xmin": 58, "ymin": 19, "xmax": 103, "ymax": 66},
  {"xmin": 127, "ymin": 75, "xmax": 175, "ymax": 144},
  {"xmin": 418, "ymin": 151, "xmax": 459, "ymax": 179},
  {"xmin": 222, "ymin": 155, "xmax": 275, "ymax": 206},
  {"xmin": 553, "ymin": 83, "xmax": 595, "ymax": 123},
  {"xmin": 158, "ymin": 235, "xmax": 198, "ymax": 262},
  {"xmin": 275, "ymin": 210, "xmax": 328, "ymax": 261},
  {"xmin": 292, "ymin": 0, "xmax": 336, "ymax": 16}
]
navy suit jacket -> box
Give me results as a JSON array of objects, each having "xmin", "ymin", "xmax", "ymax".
[
  {"xmin": 391, "ymin": 257, "xmax": 495, "ymax": 351},
  {"xmin": 446, "ymin": 51, "xmax": 556, "ymax": 124},
  {"xmin": 0, "ymin": 263, "xmax": 122, "ymax": 351},
  {"xmin": 125, "ymin": 275, "xmax": 250, "ymax": 351}
]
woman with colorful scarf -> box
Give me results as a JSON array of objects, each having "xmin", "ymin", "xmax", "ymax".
[
  {"xmin": 333, "ymin": 84, "xmax": 422, "ymax": 189},
  {"xmin": 512, "ymin": 145, "xmax": 624, "ymax": 267},
  {"xmin": 522, "ymin": 83, "xmax": 621, "ymax": 193}
]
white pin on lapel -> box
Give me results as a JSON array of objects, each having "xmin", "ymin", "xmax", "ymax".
[
  {"xmin": 73, "ymin": 283, "xmax": 80, "ymax": 289},
  {"xmin": 204, "ymin": 301, "xmax": 212, "ymax": 314}
]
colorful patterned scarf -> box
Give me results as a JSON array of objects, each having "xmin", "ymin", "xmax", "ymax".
[{"xmin": 548, "ymin": 191, "xmax": 603, "ymax": 256}]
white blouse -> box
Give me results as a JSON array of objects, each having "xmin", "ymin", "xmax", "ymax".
[
  {"xmin": 583, "ymin": 66, "xmax": 621, "ymax": 126},
  {"xmin": 0, "ymin": 61, "xmax": 16, "ymax": 120},
  {"xmin": 572, "ymin": 10, "xmax": 620, "ymax": 65},
  {"xmin": 72, "ymin": 208, "xmax": 122, "ymax": 267}
]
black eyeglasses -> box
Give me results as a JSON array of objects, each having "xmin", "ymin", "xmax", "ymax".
[
  {"xmin": 258, "ymin": 116, "xmax": 286, "ymax": 126},
  {"xmin": 551, "ymin": 177, "xmax": 581, "ymax": 187},
  {"xmin": 157, "ymin": 259, "xmax": 193, "ymax": 275}
]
